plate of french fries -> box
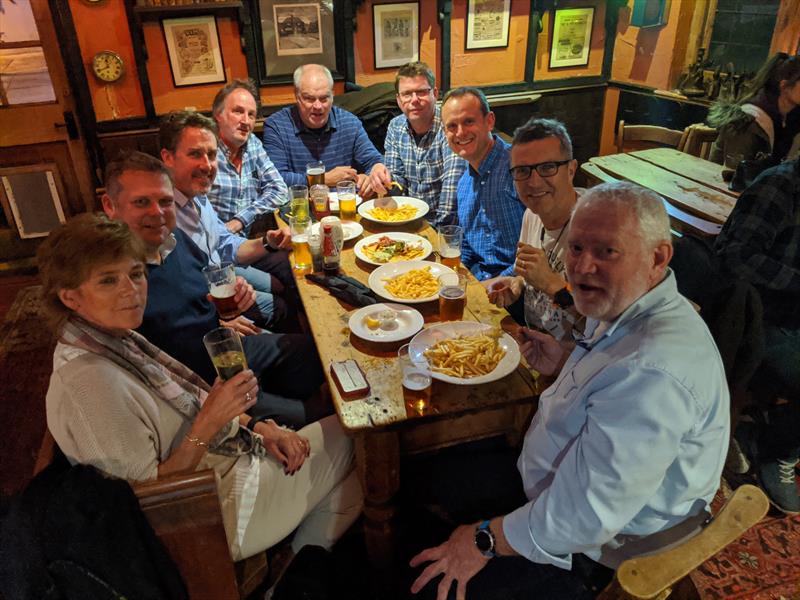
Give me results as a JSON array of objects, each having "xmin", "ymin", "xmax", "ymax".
[
  {"xmin": 354, "ymin": 232, "xmax": 433, "ymax": 265},
  {"xmin": 408, "ymin": 321, "xmax": 521, "ymax": 385},
  {"xmin": 368, "ymin": 261, "xmax": 455, "ymax": 304},
  {"xmin": 358, "ymin": 196, "xmax": 429, "ymax": 225}
]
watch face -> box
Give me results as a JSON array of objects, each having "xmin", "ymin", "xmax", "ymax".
[
  {"xmin": 475, "ymin": 529, "xmax": 492, "ymax": 552},
  {"xmin": 92, "ymin": 51, "xmax": 124, "ymax": 83}
]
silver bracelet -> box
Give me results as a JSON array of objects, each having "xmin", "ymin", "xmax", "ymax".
[{"xmin": 184, "ymin": 434, "xmax": 209, "ymax": 448}]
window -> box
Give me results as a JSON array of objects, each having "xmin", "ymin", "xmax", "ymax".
[{"xmin": 707, "ymin": 0, "xmax": 780, "ymax": 73}]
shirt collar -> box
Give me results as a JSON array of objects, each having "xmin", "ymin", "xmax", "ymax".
[
  {"xmin": 219, "ymin": 135, "xmax": 251, "ymax": 161},
  {"xmin": 148, "ymin": 233, "xmax": 177, "ymax": 265},
  {"xmin": 173, "ymin": 188, "xmax": 191, "ymax": 208},
  {"xmin": 403, "ymin": 106, "xmax": 441, "ymax": 141},
  {"xmin": 173, "ymin": 188, "xmax": 209, "ymax": 211},
  {"xmin": 291, "ymin": 104, "xmax": 337, "ymax": 134}
]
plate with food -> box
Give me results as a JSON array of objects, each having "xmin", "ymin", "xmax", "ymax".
[
  {"xmin": 326, "ymin": 191, "xmax": 364, "ymax": 211},
  {"xmin": 368, "ymin": 261, "xmax": 454, "ymax": 304},
  {"xmin": 358, "ymin": 197, "xmax": 429, "ymax": 225},
  {"xmin": 348, "ymin": 303, "xmax": 424, "ymax": 343},
  {"xmin": 354, "ymin": 233, "xmax": 433, "ymax": 265},
  {"xmin": 408, "ymin": 321, "xmax": 521, "ymax": 385},
  {"xmin": 310, "ymin": 220, "xmax": 364, "ymax": 242}
]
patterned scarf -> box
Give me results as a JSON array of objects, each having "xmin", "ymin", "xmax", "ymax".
[{"xmin": 60, "ymin": 316, "xmax": 266, "ymax": 458}]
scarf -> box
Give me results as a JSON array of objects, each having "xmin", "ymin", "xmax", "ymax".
[{"xmin": 60, "ymin": 316, "xmax": 267, "ymax": 459}]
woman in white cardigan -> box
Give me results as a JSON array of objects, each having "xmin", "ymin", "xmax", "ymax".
[{"xmin": 39, "ymin": 212, "xmax": 362, "ymax": 564}]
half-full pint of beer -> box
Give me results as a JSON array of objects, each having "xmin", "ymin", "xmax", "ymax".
[
  {"xmin": 403, "ymin": 368, "xmax": 432, "ymax": 415},
  {"xmin": 292, "ymin": 234, "xmax": 312, "ymax": 270},
  {"xmin": 211, "ymin": 350, "xmax": 248, "ymax": 381},
  {"xmin": 210, "ymin": 283, "xmax": 239, "ymax": 319},
  {"xmin": 203, "ymin": 327, "xmax": 248, "ymax": 381},
  {"xmin": 439, "ymin": 285, "xmax": 466, "ymax": 321},
  {"xmin": 440, "ymin": 249, "xmax": 461, "ymax": 269}
]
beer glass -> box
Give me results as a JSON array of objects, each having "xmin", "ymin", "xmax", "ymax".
[
  {"xmin": 203, "ymin": 327, "xmax": 248, "ymax": 381},
  {"xmin": 288, "ymin": 215, "xmax": 312, "ymax": 271},
  {"xmin": 310, "ymin": 184, "xmax": 330, "ymax": 219},
  {"xmin": 308, "ymin": 232, "xmax": 323, "ymax": 272},
  {"xmin": 289, "ymin": 185, "xmax": 309, "ymax": 221},
  {"xmin": 398, "ymin": 344, "xmax": 432, "ymax": 415},
  {"xmin": 336, "ymin": 181, "xmax": 357, "ymax": 221},
  {"xmin": 202, "ymin": 262, "xmax": 239, "ymax": 320},
  {"xmin": 438, "ymin": 225, "xmax": 463, "ymax": 268},
  {"xmin": 306, "ymin": 161, "xmax": 325, "ymax": 187},
  {"xmin": 438, "ymin": 271, "xmax": 467, "ymax": 321}
]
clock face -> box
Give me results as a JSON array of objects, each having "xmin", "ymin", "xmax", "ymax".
[{"xmin": 92, "ymin": 51, "xmax": 124, "ymax": 83}]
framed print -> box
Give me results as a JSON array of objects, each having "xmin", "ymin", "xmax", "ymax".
[
  {"xmin": 549, "ymin": 7, "xmax": 594, "ymax": 69},
  {"xmin": 258, "ymin": 0, "xmax": 337, "ymax": 81},
  {"xmin": 162, "ymin": 16, "xmax": 226, "ymax": 87},
  {"xmin": 373, "ymin": 2, "xmax": 419, "ymax": 69},
  {"xmin": 465, "ymin": 0, "xmax": 510, "ymax": 50}
]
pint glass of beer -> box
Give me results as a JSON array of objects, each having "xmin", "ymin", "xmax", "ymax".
[
  {"xmin": 289, "ymin": 185, "xmax": 309, "ymax": 221},
  {"xmin": 336, "ymin": 181, "xmax": 357, "ymax": 221},
  {"xmin": 306, "ymin": 161, "xmax": 325, "ymax": 187},
  {"xmin": 288, "ymin": 215, "xmax": 312, "ymax": 271},
  {"xmin": 398, "ymin": 344, "xmax": 432, "ymax": 416},
  {"xmin": 438, "ymin": 270, "xmax": 467, "ymax": 321},
  {"xmin": 438, "ymin": 225, "xmax": 463, "ymax": 268},
  {"xmin": 203, "ymin": 327, "xmax": 248, "ymax": 381},
  {"xmin": 202, "ymin": 262, "xmax": 239, "ymax": 319}
]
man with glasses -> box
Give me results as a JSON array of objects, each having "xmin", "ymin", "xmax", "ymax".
[
  {"xmin": 483, "ymin": 118, "xmax": 584, "ymax": 341},
  {"xmin": 441, "ymin": 87, "xmax": 525, "ymax": 280},
  {"xmin": 263, "ymin": 64, "xmax": 384, "ymax": 196},
  {"xmin": 369, "ymin": 62, "xmax": 466, "ymax": 227}
]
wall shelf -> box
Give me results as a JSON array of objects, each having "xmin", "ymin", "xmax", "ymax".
[{"xmin": 132, "ymin": 1, "xmax": 242, "ymax": 20}]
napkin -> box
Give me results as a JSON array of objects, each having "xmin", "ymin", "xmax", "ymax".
[{"xmin": 305, "ymin": 273, "xmax": 379, "ymax": 307}]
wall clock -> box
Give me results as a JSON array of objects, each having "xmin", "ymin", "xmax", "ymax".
[{"xmin": 91, "ymin": 50, "xmax": 125, "ymax": 83}]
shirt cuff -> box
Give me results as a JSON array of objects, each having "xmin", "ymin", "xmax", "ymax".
[{"xmin": 502, "ymin": 503, "xmax": 573, "ymax": 570}]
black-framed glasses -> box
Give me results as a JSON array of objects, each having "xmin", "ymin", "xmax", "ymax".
[{"xmin": 509, "ymin": 160, "xmax": 571, "ymax": 180}]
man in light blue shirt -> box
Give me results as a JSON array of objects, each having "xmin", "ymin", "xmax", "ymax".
[
  {"xmin": 411, "ymin": 182, "xmax": 729, "ymax": 599},
  {"xmin": 440, "ymin": 87, "xmax": 525, "ymax": 280}
]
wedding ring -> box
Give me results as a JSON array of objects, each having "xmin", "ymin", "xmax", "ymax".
[{"xmin": 245, "ymin": 392, "xmax": 252, "ymax": 402}]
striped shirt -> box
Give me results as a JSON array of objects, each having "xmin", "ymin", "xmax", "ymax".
[
  {"xmin": 207, "ymin": 135, "xmax": 288, "ymax": 232},
  {"xmin": 262, "ymin": 105, "xmax": 384, "ymax": 187},
  {"xmin": 384, "ymin": 107, "xmax": 466, "ymax": 227},
  {"xmin": 457, "ymin": 135, "xmax": 526, "ymax": 281}
]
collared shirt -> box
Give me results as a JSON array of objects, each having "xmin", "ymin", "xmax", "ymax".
[
  {"xmin": 173, "ymin": 189, "xmax": 244, "ymax": 266},
  {"xmin": 456, "ymin": 135, "xmax": 525, "ymax": 280},
  {"xmin": 262, "ymin": 105, "xmax": 384, "ymax": 187},
  {"xmin": 384, "ymin": 107, "xmax": 466, "ymax": 227},
  {"xmin": 208, "ymin": 134, "xmax": 288, "ymax": 231},
  {"xmin": 714, "ymin": 159, "xmax": 800, "ymax": 328},
  {"xmin": 502, "ymin": 271, "xmax": 729, "ymax": 569}
]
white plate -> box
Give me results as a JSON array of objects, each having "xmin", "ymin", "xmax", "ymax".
[
  {"xmin": 354, "ymin": 232, "xmax": 433, "ymax": 266},
  {"xmin": 409, "ymin": 321, "xmax": 521, "ymax": 385},
  {"xmin": 310, "ymin": 220, "xmax": 364, "ymax": 242},
  {"xmin": 327, "ymin": 191, "xmax": 364, "ymax": 211},
  {"xmin": 348, "ymin": 303, "xmax": 424, "ymax": 343},
  {"xmin": 358, "ymin": 196, "xmax": 430, "ymax": 225},
  {"xmin": 368, "ymin": 260, "xmax": 454, "ymax": 304}
]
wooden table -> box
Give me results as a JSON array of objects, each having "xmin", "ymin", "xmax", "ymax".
[
  {"xmin": 293, "ymin": 218, "xmax": 538, "ymax": 565},
  {"xmin": 587, "ymin": 150, "xmax": 737, "ymax": 226}
]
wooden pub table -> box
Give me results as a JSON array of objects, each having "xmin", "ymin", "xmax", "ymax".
[{"xmin": 292, "ymin": 216, "xmax": 538, "ymax": 566}]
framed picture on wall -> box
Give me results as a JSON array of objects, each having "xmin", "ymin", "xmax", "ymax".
[
  {"xmin": 373, "ymin": 2, "xmax": 419, "ymax": 69},
  {"xmin": 465, "ymin": 0, "xmax": 510, "ymax": 50},
  {"xmin": 549, "ymin": 7, "xmax": 594, "ymax": 69},
  {"xmin": 162, "ymin": 16, "xmax": 226, "ymax": 87},
  {"xmin": 257, "ymin": 0, "xmax": 337, "ymax": 80}
]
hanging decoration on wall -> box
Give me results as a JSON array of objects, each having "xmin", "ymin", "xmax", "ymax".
[
  {"xmin": 549, "ymin": 7, "xmax": 594, "ymax": 69},
  {"xmin": 273, "ymin": 2, "xmax": 323, "ymax": 56},
  {"xmin": 91, "ymin": 50, "xmax": 125, "ymax": 83},
  {"xmin": 162, "ymin": 15, "xmax": 226, "ymax": 87},
  {"xmin": 465, "ymin": 0, "xmax": 510, "ymax": 50},
  {"xmin": 372, "ymin": 2, "xmax": 419, "ymax": 69}
]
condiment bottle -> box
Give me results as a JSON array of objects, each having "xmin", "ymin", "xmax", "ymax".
[{"xmin": 322, "ymin": 223, "xmax": 340, "ymax": 276}]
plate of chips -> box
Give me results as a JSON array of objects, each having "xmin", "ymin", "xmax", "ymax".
[
  {"xmin": 354, "ymin": 232, "xmax": 432, "ymax": 265},
  {"xmin": 358, "ymin": 197, "xmax": 429, "ymax": 225},
  {"xmin": 368, "ymin": 260, "xmax": 454, "ymax": 304},
  {"xmin": 409, "ymin": 321, "xmax": 521, "ymax": 385}
]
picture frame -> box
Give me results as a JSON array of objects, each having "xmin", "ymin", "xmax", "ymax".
[
  {"xmin": 549, "ymin": 7, "xmax": 594, "ymax": 69},
  {"xmin": 162, "ymin": 16, "xmax": 226, "ymax": 87},
  {"xmin": 257, "ymin": 0, "xmax": 337, "ymax": 81},
  {"xmin": 373, "ymin": 2, "xmax": 419, "ymax": 70},
  {"xmin": 465, "ymin": 0, "xmax": 510, "ymax": 50}
]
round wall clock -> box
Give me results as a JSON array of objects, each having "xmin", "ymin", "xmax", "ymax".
[{"xmin": 91, "ymin": 50, "xmax": 125, "ymax": 83}]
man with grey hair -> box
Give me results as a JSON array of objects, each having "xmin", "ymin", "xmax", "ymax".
[
  {"xmin": 263, "ymin": 63, "xmax": 384, "ymax": 195},
  {"xmin": 410, "ymin": 181, "xmax": 729, "ymax": 600}
]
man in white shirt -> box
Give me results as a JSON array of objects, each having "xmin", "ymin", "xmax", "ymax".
[{"xmin": 410, "ymin": 182, "xmax": 729, "ymax": 600}]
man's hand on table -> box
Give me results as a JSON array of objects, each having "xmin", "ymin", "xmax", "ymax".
[
  {"xmin": 483, "ymin": 276, "xmax": 523, "ymax": 308},
  {"xmin": 324, "ymin": 166, "xmax": 358, "ymax": 187}
]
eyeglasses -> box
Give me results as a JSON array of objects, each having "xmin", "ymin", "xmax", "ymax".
[
  {"xmin": 509, "ymin": 160, "xmax": 571, "ymax": 180},
  {"xmin": 398, "ymin": 88, "xmax": 432, "ymax": 101}
]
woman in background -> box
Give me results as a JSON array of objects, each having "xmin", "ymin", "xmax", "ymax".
[{"xmin": 39, "ymin": 212, "xmax": 362, "ymax": 565}]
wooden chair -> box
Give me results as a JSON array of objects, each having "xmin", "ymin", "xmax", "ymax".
[
  {"xmin": 681, "ymin": 124, "xmax": 718, "ymax": 160},
  {"xmin": 599, "ymin": 484, "xmax": 769, "ymax": 599},
  {"xmin": 616, "ymin": 120, "xmax": 686, "ymax": 154}
]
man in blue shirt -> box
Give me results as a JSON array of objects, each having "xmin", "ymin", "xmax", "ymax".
[
  {"xmin": 441, "ymin": 87, "xmax": 525, "ymax": 280},
  {"xmin": 368, "ymin": 62, "xmax": 465, "ymax": 227},
  {"xmin": 410, "ymin": 182, "xmax": 729, "ymax": 599},
  {"xmin": 263, "ymin": 64, "xmax": 384, "ymax": 196}
]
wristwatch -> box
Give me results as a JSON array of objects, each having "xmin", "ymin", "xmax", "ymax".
[
  {"xmin": 474, "ymin": 520, "xmax": 497, "ymax": 558},
  {"xmin": 553, "ymin": 285, "xmax": 574, "ymax": 309},
  {"xmin": 261, "ymin": 232, "xmax": 279, "ymax": 252}
]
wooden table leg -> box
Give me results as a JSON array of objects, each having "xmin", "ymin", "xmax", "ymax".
[{"xmin": 355, "ymin": 429, "xmax": 400, "ymax": 568}]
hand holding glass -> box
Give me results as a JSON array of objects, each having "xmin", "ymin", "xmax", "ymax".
[
  {"xmin": 202, "ymin": 263, "xmax": 239, "ymax": 320},
  {"xmin": 203, "ymin": 327, "xmax": 248, "ymax": 381}
]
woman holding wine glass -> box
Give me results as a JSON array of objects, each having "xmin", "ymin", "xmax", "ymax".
[{"xmin": 40, "ymin": 213, "xmax": 362, "ymax": 567}]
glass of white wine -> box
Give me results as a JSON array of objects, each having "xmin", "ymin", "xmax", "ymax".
[{"xmin": 203, "ymin": 327, "xmax": 248, "ymax": 381}]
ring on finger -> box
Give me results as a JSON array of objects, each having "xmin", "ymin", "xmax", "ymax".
[{"xmin": 245, "ymin": 391, "xmax": 252, "ymax": 402}]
